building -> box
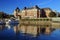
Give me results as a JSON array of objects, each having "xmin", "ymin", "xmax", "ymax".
[
  {"xmin": 14, "ymin": 5, "xmax": 52, "ymax": 19},
  {"xmin": 42, "ymin": 8, "xmax": 52, "ymax": 18}
]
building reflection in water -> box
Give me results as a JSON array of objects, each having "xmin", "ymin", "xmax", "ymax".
[
  {"xmin": 12, "ymin": 24, "xmax": 55, "ymax": 37},
  {"xmin": 0, "ymin": 24, "xmax": 55, "ymax": 37},
  {"xmin": 5, "ymin": 24, "xmax": 11, "ymax": 29},
  {"xmin": 0, "ymin": 25, "xmax": 6, "ymax": 31},
  {"xmin": 0, "ymin": 24, "xmax": 18, "ymax": 33}
]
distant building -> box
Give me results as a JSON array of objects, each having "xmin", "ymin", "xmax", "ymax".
[{"xmin": 14, "ymin": 5, "xmax": 52, "ymax": 19}]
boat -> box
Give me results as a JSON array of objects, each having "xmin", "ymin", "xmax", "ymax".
[
  {"xmin": 5, "ymin": 17, "xmax": 19, "ymax": 25},
  {"xmin": 8, "ymin": 18, "xmax": 19, "ymax": 25},
  {"xmin": 9, "ymin": 19, "xmax": 19, "ymax": 25},
  {"xmin": 0, "ymin": 19, "xmax": 6, "ymax": 25}
]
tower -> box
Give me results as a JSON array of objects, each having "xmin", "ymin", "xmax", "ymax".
[{"xmin": 14, "ymin": 7, "xmax": 20, "ymax": 18}]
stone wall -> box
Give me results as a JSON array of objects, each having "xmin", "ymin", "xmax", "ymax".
[{"xmin": 20, "ymin": 18, "xmax": 52, "ymax": 26}]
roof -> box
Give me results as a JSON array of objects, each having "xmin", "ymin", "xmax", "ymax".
[
  {"xmin": 42, "ymin": 8, "xmax": 52, "ymax": 11},
  {"xmin": 23, "ymin": 5, "xmax": 40, "ymax": 10},
  {"xmin": 15, "ymin": 7, "xmax": 20, "ymax": 11}
]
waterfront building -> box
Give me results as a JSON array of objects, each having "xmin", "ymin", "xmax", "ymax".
[
  {"xmin": 13, "ymin": 5, "xmax": 59, "ymax": 36},
  {"xmin": 14, "ymin": 5, "xmax": 52, "ymax": 19}
]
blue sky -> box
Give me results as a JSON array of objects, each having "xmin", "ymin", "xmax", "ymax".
[{"xmin": 0, "ymin": 0, "xmax": 60, "ymax": 14}]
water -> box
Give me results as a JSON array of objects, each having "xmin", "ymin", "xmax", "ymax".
[{"xmin": 0, "ymin": 24, "xmax": 60, "ymax": 40}]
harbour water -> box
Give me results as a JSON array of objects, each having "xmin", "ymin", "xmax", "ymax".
[{"xmin": 0, "ymin": 24, "xmax": 60, "ymax": 40}]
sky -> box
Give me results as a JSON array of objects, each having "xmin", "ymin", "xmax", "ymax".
[{"xmin": 0, "ymin": 0, "xmax": 60, "ymax": 14}]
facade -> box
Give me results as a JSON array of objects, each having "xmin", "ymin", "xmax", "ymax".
[
  {"xmin": 20, "ymin": 7, "xmax": 41, "ymax": 19},
  {"xmin": 42, "ymin": 8, "xmax": 52, "ymax": 18},
  {"xmin": 14, "ymin": 6, "xmax": 52, "ymax": 19}
]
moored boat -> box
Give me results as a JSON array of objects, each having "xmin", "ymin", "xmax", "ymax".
[
  {"xmin": 8, "ymin": 18, "xmax": 19, "ymax": 25},
  {"xmin": 0, "ymin": 19, "xmax": 6, "ymax": 25},
  {"xmin": 9, "ymin": 19, "xmax": 19, "ymax": 25}
]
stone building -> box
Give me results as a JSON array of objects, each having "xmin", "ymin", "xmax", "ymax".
[
  {"xmin": 14, "ymin": 5, "xmax": 52, "ymax": 19},
  {"xmin": 42, "ymin": 8, "xmax": 52, "ymax": 17}
]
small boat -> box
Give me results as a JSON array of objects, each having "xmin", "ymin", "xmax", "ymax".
[
  {"xmin": 8, "ymin": 18, "xmax": 19, "ymax": 25},
  {"xmin": 0, "ymin": 19, "xmax": 6, "ymax": 25},
  {"xmin": 9, "ymin": 20, "xmax": 19, "ymax": 25},
  {"xmin": 5, "ymin": 17, "xmax": 19, "ymax": 25}
]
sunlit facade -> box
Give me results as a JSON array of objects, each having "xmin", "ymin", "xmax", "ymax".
[{"xmin": 14, "ymin": 6, "xmax": 52, "ymax": 19}]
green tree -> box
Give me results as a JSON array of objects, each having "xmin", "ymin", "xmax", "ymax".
[
  {"xmin": 0, "ymin": 12, "xmax": 4, "ymax": 18},
  {"xmin": 9, "ymin": 15, "xmax": 14, "ymax": 18},
  {"xmin": 49, "ymin": 12, "xmax": 56, "ymax": 17},
  {"xmin": 0, "ymin": 12, "xmax": 10, "ymax": 18}
]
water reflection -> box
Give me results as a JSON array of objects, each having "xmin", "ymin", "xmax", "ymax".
[
  {"xmin": 0, "ymin": 25, "xmax": 5, "ymax": 31},
  {"xmin": 0, "ymin": 24, "xmax": 60, "ymax": 40}
]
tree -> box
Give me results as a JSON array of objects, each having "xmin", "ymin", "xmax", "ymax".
[
  {"xmin": 0, "ymin": 12, "xmax": 4, "ymax": 18},
  {"xmin": 0, "ymin": 12, "xmax": 10, "ymax": 18},
  {"xmin": 9, "ymin": 15, "xmax": 14, "ymax": 18},
  {"xmin": 49, "ymin": 12, "xmax": 56, "ymax": 17}
]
